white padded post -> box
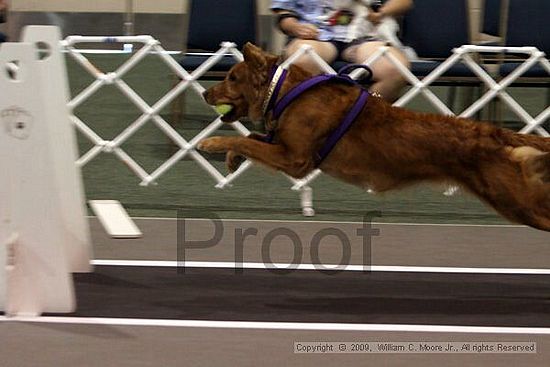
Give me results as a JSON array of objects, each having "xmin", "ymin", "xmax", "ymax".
[
  {"xmin": 22, "ymin": 26, "xmax": 93, "ymax": 273},
  {"xmin": 23, "ymin": 26, "xmax": 92, "ymax": 272},
  {"xmin": 0, "ymin": 33, "xmax": 89, "ymax": 315}
]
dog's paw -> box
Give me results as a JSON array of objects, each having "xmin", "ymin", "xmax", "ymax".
[
  {"xmin": 226, "ymin": 151, "xmax": 246, "ymax": 173},
  {"xmin": 197, "ymin": 137, "xmax": 229, "ymax": 153}
]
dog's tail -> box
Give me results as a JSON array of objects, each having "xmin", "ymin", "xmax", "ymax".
[
  {"xmin": 507, "ymin": 146, "xmax": 550, "ymax": 185},
  {"xmin": 499, "ymin": 127, "xmax": 550, "ymax": 184},
  {"xmin": 497, "ymin": 146, "xmax": 550, "ymax": 231},
  {"xmin": 499, "ymin": 129, "xmax": 550, "ymax": 152}
]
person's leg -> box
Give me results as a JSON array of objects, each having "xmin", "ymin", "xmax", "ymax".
[
  {"xmin": 343, "ymin": 41, "xmax": 410, "ymax": 102},
  {"xmin": 0, "ymin": 33, "xmax": 6, "ymax": 43},
  {"xmin": 284, "ymin": 39, "xmax": 338, "ymax": 75}
]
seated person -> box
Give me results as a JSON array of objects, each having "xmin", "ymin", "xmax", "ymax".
[{"xmin": 271, "ymin": 0, "xmax": 413, "ymax": 102}]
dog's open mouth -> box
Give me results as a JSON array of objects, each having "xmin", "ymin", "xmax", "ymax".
[{"xmin": 215, "ymin": 103, "xmax": 238, "ymax": 122}]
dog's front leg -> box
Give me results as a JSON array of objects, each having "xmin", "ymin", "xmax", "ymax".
[
  {"xmin": 226, "ymin": 133, "xmax": 267, "ymax": 172},
  {"xmin": 198, "ymin": 136, "xmax": 313, "ymax": 178}
]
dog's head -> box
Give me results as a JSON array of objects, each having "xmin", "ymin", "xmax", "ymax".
[{"xmin": 203, "ymin": 43, "xmax": 279, "ymax": 122}]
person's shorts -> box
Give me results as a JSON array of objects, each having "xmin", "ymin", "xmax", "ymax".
[
  {"xmin": 286, "ymin": 36, "xmax": 381, "ymax": 60},
  {"xmin": 330, "ymin": 36, "xmax": 380, "ymax": 56}
]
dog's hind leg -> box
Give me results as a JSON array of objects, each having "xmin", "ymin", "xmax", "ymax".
[
  {"xmin": 506, "ymin": 146, "xmax": 550, "ymax": 230},
  {"xmin": 463, "ymin": 147, "xmax": 550, "ymax": 231}
]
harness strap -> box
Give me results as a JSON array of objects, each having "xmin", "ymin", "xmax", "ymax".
[
  {"xmin": 271, "ymin": 64, "xmax": 372, "ymax": 120},
  {"xmin": 263, "ymin": 130, "xmax": 275, "ymax": 144},
  {"xmin": 272, "ymin": 74, "xmax": 356, "ymax": 119},
  {"xmin": 264, "ymin": 64, "xmax": 373, "ymax": 165},
  {"xmin": 315, "ymin": 89, "xmax": 369, "ymax": 166}
]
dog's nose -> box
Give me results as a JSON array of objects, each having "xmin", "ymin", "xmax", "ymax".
[{"xmin": 202, "ymin": 90, "xmax": 209, "ymax": 101}]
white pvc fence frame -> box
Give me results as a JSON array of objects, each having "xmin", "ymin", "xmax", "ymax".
[
  {"xmin": 62, "ymin": 36, "xmax": 550, "ymax": 215},
  {"xmin": 63, "ymin": 35, "xmax": 316, "ymax": 215}
]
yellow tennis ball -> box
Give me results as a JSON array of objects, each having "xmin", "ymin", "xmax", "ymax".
[
  {"xmin": 338, "ymin": 15, "xmax": 350, "ymax": 25},
  {"xmin": 215, "ymin": 104, "xmax": 233, "ymax": 116}
]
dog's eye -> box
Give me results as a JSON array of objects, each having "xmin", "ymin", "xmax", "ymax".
[{"xmin": 228, "ymin": 73, "xmax": 237, "ymax": 82}]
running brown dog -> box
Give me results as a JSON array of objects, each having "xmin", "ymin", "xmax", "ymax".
[{"xmin": 199, "ymin": 43, "xmax": 550, "ymax": 231}]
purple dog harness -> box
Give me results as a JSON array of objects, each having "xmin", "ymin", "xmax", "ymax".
[{"xmin": 262, "ymin": 64, "xmax": 373, "ymax": 166}]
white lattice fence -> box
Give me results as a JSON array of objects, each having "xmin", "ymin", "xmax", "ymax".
[
  {"xmin": 62, "ymin": 36, "xmax": 550, "ymax": 214},
  {"xmin": 63, "ymin": 36, "xmax": 317, "ymax": 215}
]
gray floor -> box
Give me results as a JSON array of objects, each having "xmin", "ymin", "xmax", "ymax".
[
  {"xmin": 92, "ymin": 218, "xmax": 550, "ymax": 268},
  {"xmin": 1, "ymin": 217, "xmax": 550, "ymax": 367},
  {"xmin": 1, "ymin": 322, "xmax": 550, "ymax": 367}
]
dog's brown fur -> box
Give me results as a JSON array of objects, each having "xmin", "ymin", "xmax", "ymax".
[{"xmin": 199, "ymin": 43, "xmax": 550, "ymax": 231}]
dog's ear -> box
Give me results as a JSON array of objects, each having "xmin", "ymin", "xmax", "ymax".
[{"xmin": 243, "ymin": 42, "xmax": 270, "ymax": 71}]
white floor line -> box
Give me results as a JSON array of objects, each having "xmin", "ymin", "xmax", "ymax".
[
  {"xmin": 87, "ymin": 215, "xmax": 524, "ymax": 228},
  {"xmin": 1, "ymin": 316, "xmax": 550, "ymax": 334},
  {"xmin": 91, "ymin": 260, "xmax": 550, "ymax": 275},
  {"xmin": 136, "ymin": 217, "xmax": 524, "ymax": 228}
]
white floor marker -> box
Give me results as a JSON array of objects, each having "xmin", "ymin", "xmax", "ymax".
[{"xmin": 89, "ymin": 200, "xmax": 142, "ymax": 239}]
